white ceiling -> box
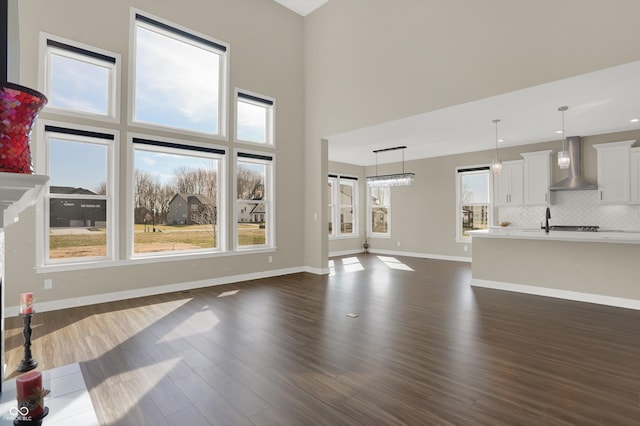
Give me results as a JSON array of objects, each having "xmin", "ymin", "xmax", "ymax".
[
  {"xmin": 328, "ymin": 60, "xmax": 640, "ymax": 166},
  {"xmin": 272, "ymin": 0, "xmax": 330, "ymax": 16}
]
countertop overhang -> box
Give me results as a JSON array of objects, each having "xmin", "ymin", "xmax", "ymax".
[{"xmin": 468, "ymin": 228, "xmax": 640, "ymax": 244}]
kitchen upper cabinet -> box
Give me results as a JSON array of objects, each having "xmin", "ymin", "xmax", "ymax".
[
  {"xmin": 594, "ymin": 140, "xmax": 635, "ymax": 204},
  {"xmin": 631, "ymin": 148, "xmax": 640, "ymax": 204},
  {"xmin": 494, "ymin": 160, "xmax": 523, "ymax": 206},
  {"xmin": 521, "ymin": 150, "xmax": 552, "ymax": 206}
]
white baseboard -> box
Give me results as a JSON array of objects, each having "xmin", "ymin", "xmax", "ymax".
[
  {"xmin": 471, "ymin": 278, "xmax": 640, "ymax": 311},
  {"xmin": 5, "ymin": 266, "xmax": 306, "ymax": 317},
  {"xmin": 304, "ymin": 266, "xmax": 330, "ymax": 275},
  {"xmin": 368, "ymin": 248, "xmax": 471, "ymax": 263},
  {"xmin": 329, "ymin": 249, "xmax": 364, "ymax": 258}
]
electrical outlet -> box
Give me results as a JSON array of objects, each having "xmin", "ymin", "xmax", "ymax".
[
  {"xmin": 396, "ymin": 241, "xmax": 401, "ymax": 247},
  {"xmin": 268, "ymin": 256, "xmax": 273, "ymax": 263},
  {"xmin": 44, "ymin": 279, "xmax": 52, "ymax": 290},
  {"xmin": 464, "ymin": 245, "xmax": 468, "ymax": 252}
]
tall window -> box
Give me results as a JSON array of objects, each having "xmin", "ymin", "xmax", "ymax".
[
  {"xmin": 44, "ymin": 125, "xmax": 116, "ymax": 263},
  {"xmin": 132, "ymin": 13, "xmax": 228, "ymax": 136},
  {"xmin": 41, "ymin": 34, "xmax": 119, "ymax": 119},
  {"xmin": 368, "ymin": 186, "xmax": 390, "ymax": 236},
  {"xmin": 131, "ymin": 137, "xmax": 225, "ymax": 256},
  {"xmin": 236, "ymin": 152, "xmax": 274, "ymax": 249},
  {"xmin": 456, "ymin": 167, "xmax": 491, "ymax": 242},
  {"xmin": 236, "ymin": 91, "xmax": 274, "ymax": 145},
  {"xmin": 328, "ymin": 175, "xmax": 358, "ymax": 237}
]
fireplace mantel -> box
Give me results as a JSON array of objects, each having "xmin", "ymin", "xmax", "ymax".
[
  {"xmin": 0, "ymin": 172, "xmax": 48, "ymax": 391},
  {"xmin": 0, "ymin": 173, "xmax": 49, "ymax": 229}
]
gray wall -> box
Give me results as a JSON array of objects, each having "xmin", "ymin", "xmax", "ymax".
[
  {"xmin": 359, "ymin": 129, "xmax": 640, "ymax": 260},
  {"xmin": 6, "ymin": 0, "xmax": 305, "ymax": 308},
  {"xmin": 304, "ymin": 0, "xmax": 640, "ymax": 270},
  {"xmin": 7, "ymin": 0, "xmax": 640, "ymax": 310}
]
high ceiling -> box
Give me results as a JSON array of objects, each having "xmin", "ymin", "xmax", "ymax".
[
  {"xmin": 329, "ymin": 60, "xmax": 640, "ymax": 166},
  {"xmin": 272, "ymin": 0, "xmax": 329, "ymax": 16}
]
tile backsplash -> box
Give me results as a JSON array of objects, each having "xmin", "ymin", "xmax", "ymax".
[{"xmin": 498, "ymin": 190, "xmax": 640, "ymax": 231}]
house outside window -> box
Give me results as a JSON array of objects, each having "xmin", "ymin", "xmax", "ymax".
[
  {"xmin": 235, "ymin": 151, "xmax": 274, "ymax": 249},
  {"xmin": 456, "ymin": 166, "xmax": 491, "ymax": 242},
  {"xmin": 328, "ymin": 175, "xmax": 358, "ymax": 238},
  {"xmin": 42, "ymin": 124, "xmax": 117, "ymax": 264},
  {"xmin": 368, "ymin": 186, "xmax": 390, "ymax": 237},
  {"xmin": 131, "ymin": 136, "xmax": 225, "ymax": 257}
]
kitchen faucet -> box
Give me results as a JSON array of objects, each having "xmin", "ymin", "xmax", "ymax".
[{"xmin": 544, "ymin": 207, "xmax": 551, "ymax": 234}]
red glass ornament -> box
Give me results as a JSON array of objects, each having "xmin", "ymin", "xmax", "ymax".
[{"xmin": 0, "ymin": 82, "xmax": 48, "ymax": 174}]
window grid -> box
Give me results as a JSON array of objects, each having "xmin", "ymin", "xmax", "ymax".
[
  {"xmin": 328, "ymin": 176, "xmax": 358, "ymax": 238},
  {"xmin": 131, "ymin": 11, "xmax": 229, "ymax": 138},
  {"xmin": 368, "ymin": 186, "xmax": 390, "ymax": 236},
  {"xmin": 41, "ymin": 33, "xmax": 120, "ymax": 121},
  {"xmin": 235, "ymin": 152, "xmax": 274, "ymax": 250},
  {"xmin": 43, "ymin": 126, "xmax": 116, "ymax": 264},
  {"xmin": 235, "ymin": 89, "xmax": 275, "ymax": 146},
  {"xmin": 456, "ymin": 167, "xmax": 491, "ymax": 242}
]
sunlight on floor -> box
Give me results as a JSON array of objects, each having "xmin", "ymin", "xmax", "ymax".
[
  {"xmin": 377, "ymin": 256, "xmax": 414, "ymax": 271},
  {"xmin": 156, "ymin": 309, "xmax": 220, "ymax": 342},
  {"xmin": 342, "ymin": 257, "xmax": 365, "ymax": 273},
  {"xmin": 95, "ymin": 358, "xmax": 181, "ymax": 424},
  {"xmin": 328, "ymin": 257, "xmax": 365, "ymax": 274},
  {"xmin": 218, "ymin": 290, "xmax": 239, "ymax": 298},
  {"xmin": 0, "ymin": 364, "xmax": 99, "ymax": 425}
]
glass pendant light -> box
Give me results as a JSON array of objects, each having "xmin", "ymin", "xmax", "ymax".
[
  {"xmin": 491, "ymin": 119, "xmax": 502, "ymax": 174},
  {"xmin": 557, "ymin": 106, "xmax": 570, "ymax": 169},
  {"xmin": 366, "ymin": 146, "xmax": 415, "ymax": 187}
]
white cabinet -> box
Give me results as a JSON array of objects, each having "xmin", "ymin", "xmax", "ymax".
[
  {"xmin": 494, "ymin": 160, "xmax": 523, "ymax": 206},
  {"xmin": 521, "ymin": 150, "xmax": 552, "ymax": 206},
  {"xmin": 631, "ymin": 148, "xmax": 640, "ymax": 204},
  {"xmin": 594, "ymin": 140, "xmax": 635, "ymax": 204}
]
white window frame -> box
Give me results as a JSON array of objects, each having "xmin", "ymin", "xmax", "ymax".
[
  {"xmin": 233, "ymin": 149, "xmax": 275, "ymax": 251},
  {"xmin": 34, "ymin": 120, "xmax": 119, "ymax": 270},
  {"xmin": 455, "ymin": 165, "xmax": 493, "ymax": 243},
  {"xmin": 328, "ymin": 175, "xmax": 358, "ymax": 239},
  {"xmin": 129, "ymin": 8, "xmax": 229, "ymax": 140},
  {"xmin": 367, "ymin": 185, "xmax": 391, "ymax": 238},
  {"xmin": 39, "ymin": 32, "xmax": 121, "ymax": 123},
  {"xmin": 234, "ymin": 88, "xmax": 276, "ymax": 147},
  {"xmin": 126, "ymin": 133, "xmax": 227, "ymax": 260}
]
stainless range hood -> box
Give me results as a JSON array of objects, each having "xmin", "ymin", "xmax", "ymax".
[{"xmin": 550, "ymin": 136, "xmax": 597, "ymax": 191}]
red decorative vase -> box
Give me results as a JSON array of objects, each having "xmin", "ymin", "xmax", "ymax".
[{"xmin": 0, "ymin": 82, "xmax": 48, "ymax": 174}]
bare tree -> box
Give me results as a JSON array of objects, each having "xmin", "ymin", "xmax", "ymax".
[
  {"xmin": 95, "ymin": 181, "xmax": 107, "ymax": 195},
  {"xmin": 237, "ymin": 165, "xmax": 264, "ymax": 200},
  {"xmin": 174, "ymin": 163, "xmax": 217, "ymax": 200},
  {"xmin": 192, "ymin": 200, "xmax": 217, "ymax": 246},
  {"xmin": 134, "ymin": 170, "xmax": 175, "ymax": 224}
]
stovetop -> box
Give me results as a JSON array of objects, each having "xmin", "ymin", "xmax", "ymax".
[{"xmin": 548, "ymin": 225, "xmax": 600, "ymax": 232}]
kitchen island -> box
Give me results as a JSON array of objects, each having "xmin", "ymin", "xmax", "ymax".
[{"xmin": 469, "ymin": 228, "xmax": 640, "ymax": 310}]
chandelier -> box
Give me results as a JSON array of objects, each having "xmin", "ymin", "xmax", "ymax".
[{"xmin": 366, "ymin": 146, "xmax": 415, "ymax": 187}]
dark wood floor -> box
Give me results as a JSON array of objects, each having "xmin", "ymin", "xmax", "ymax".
[{"xmin": 5, "ymin": 254, "xmax": 640, "ymax": 425}]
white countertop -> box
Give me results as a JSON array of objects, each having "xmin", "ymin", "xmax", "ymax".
[{"xmin": 468, "ymin": 227, "xmax": 640, "ymax": 244}]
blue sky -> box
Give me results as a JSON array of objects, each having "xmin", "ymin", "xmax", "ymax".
[
  {"xmin": 49, "ymin": 139, "xmax": 107, "ymax": 192},
  {"xmin": 47, "ymin": 22, "xmax": 269, "ymax": 191},
  {"xmin": 49, "ymin": 54, "xmax": 110, "ymax": 114}
]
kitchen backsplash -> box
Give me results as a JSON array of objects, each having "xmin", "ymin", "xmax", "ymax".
[{"xmin": 498, "ymin": 190, "xmax": 640, "ymax": 231}]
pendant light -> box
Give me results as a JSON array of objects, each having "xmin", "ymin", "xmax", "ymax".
[
  {"xmin": 366, "ymin": 146, "xmax": 415, "ymax": 187},
  {"xmin": 490, "ymin": 119, "xmax": 502, "ymax": 174},
  {"xmin": 557, "ymin": 106, "xmax": 570, "ymax": 169}
]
